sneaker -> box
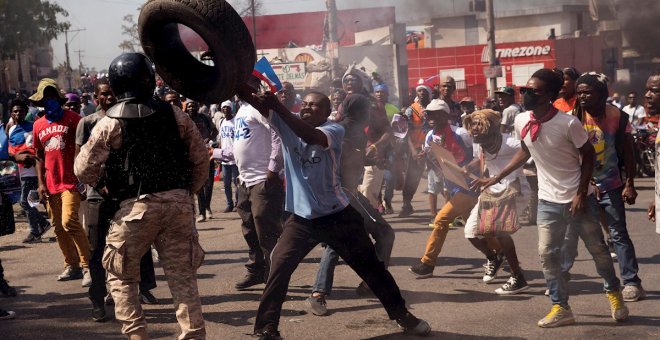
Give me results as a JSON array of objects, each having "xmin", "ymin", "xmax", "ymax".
[
  {"xmin": 81, "ymin": 269, "xmax": 92, "ymax": 287},
  {"xmin": 622, "ymin": 284, "xmax": 646, "ymax": 302},
  {"xmin": 409, "ymin": 262, "xmax": 434, "ymax": 279},
  {"xmin": 255, "ymin": 329, "xmax": 282, "ymax": 340},
  {"xmin": 206, "ymin": 209, "xmax": 213, "ymax": 219},
  {"xmin": 91, "ymin": 300, "xmax": 107, "ymax": 322},
  {"xmin": 0, "ymin": 309, "xmax": 16, "ymax": 320},
  {"xmin": 398, "ymin": 205, "xmax": 414, "ymax": 218},
  {"xmin": 384, "ymin": 202, "xmax": 394, "ymax": 215},
  {"xmin": 606, "ymin": 291, "xmax": 629, "ymax": 321},
  {"xmin": 483, "ymin": 256, "xmax": 504, "ymax": 283},
  {"xmin": 104, "ymin": 294, "xmax": 114, "ymax": 306},
  {"xmin": 223, "ymin": 206, "xmax": 234, "ymax": 213},
  {"xmin": 0, "ymin": 279, "xmax": 17, "ymax": 297},
  {"xmin": 428, "ymin": 218, "xmax": 436, "ymax": 228},
  {"xmin": 396, "ymin": 312, "xmax": 432, "ymax": 336},
  {"xmin": 495, "ymin": 276, "xmax": 529, "ymax": 295},
  {"xmin": 57, "ymin": 266, "xmax": 83, "ymax": 281},
  {"xmin": 232, "ymin": 206, "xmax": 237, "ymax": 212},
  {"xmin": 544, "ymin": 289, "xmax": 550, "ymax": 296},
  {"xmin": 38, "ymin": 223, "xmax": 52, "ymax": 237},
  {"xmin": 537, "ymin": 304, "xmax": 575, "ymax": 328},
  {"xmin": 451, "ymin": 217, "xmax": 465, "ymax": 228},
  {"xmin": 139, "ymin": 290, "xmax": 159, "ymax": 304},
  {"xmin": 306, "ymin": 295, "xmax": 328, "ymax": 316},
  {"xmin": 22, "ymin": 233, "xmax": 41, "ymax": 244},
  {"xmin": 196, "ymin": 215, "xmax": 206, "ymax": 223},
  {"xmin": 235, "ymin": 273, "xmax": 265, "ymax": 290},
  {"xmin": 355, "ymin": 281, "xmax": 374, "ymax": 297}
]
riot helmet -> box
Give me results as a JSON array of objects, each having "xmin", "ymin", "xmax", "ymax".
[{"xmin": 108, "ymin": 53, "xmax": 156, "ymax": 102}]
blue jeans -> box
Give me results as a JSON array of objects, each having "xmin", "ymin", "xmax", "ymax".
[
  {"xmin": 222, "ymin": 164, "xmax": 239, "ymax": 208},
  {"xmin": 537, "ymin": 196, "xmax": 620, "ymax": 308},
  {"xmin": 562, "ymin": 187, "xmax": 641, "ymax": 286},
  {"xmin": 19, "ymin": 177, "xmax": 49, "ymax": 235}
]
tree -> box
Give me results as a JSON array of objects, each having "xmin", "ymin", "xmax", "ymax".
[
  {"xmin": 0, "ymin": 0, "xmax": 70, "ymax": 57},
  {"xmin": 118, "ymin": 13, "xmax": 141, "ymax": 52},
  {"xmin": 230, "ymin": 0, "xmax": 264, "ymax": 17}
]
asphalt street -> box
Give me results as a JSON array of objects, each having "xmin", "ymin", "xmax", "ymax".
[{"xmin": 1, "ymin": 177, "xmax": 658, "ymax": 339}]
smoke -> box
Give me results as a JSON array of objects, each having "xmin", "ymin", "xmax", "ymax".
[
  {"xmin": 337, "ymin": 0, "xmax": 449, "ymax": 24},
  {"xmin": 617, "ymin": 0, "xmax": 660, "ymax": 58}
]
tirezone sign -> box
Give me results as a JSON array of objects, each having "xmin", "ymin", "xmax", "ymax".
[
  {"xmin": 481, "ymin": 45, "xmax": 551, "ymax": 63},
  {"xmin": 272, "ymin": 62, "xmax": 307, "ymax": 88}
]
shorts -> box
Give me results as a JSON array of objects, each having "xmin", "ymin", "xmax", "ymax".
[
  {"xmin": 464, "ymin": 198, "xmax": 480, "ymax": 239},
  {"xmin": 427, "ymin": 169, "xmax": 444, "ymax": 195}
]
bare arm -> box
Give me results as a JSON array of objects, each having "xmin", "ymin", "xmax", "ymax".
[{"xmin": 620, "ymin": 133, "xmax": 637, "ymax": 204}]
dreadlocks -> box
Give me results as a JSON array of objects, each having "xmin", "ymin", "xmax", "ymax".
[{"xmin": 572, "ymin": 71, "xmax": 609, "ymax": 122}]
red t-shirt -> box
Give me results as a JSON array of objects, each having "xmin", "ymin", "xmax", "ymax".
[{"xmin": 33, "ymin": 110, "xmax": 81, "ymax": 194}]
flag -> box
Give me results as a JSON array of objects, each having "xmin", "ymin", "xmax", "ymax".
[{"xmin": 252, "ymin": 57, "xmax": 283, "ymax": 93}]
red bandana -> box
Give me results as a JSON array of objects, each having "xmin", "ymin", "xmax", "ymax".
[{"xmin": 521, "ymin": 107, "xmax": 559, "ymax": 142}]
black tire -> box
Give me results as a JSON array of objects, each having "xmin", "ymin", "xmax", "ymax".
[{"xmin": 138, "ymin": 0, "xmax": 255, "ymax": 103}]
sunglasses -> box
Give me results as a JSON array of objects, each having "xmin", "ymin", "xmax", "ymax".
[{"xmin": 519, "ymin": 87, "xmax": 543, "ymax": 96}]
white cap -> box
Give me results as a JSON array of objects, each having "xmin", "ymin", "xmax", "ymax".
[{"xmin": 425, "ymin": 99, "xmax": 450, "ymax": 114}]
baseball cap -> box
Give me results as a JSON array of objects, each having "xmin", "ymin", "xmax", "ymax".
[
  {"xmin": 494, "ymin": 86, "xmax": 515, "ymax": 96},
  {"xmin": 65, "ymin": 93, "xmax": 80, "ymax": 103},
  {"xmin": 460, "ymin": 97, "xmax": 475, "ymax": 104},
  {"xmin": 425, "ymin": 99, "xmax": 450, "ymax": 114}
]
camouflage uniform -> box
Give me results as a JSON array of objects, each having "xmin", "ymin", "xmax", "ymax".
[{"xmin": 75, "ymin": 107, "xmax": 208, "ymax": 339}]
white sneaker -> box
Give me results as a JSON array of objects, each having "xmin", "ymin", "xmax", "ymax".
[
  {"xmin": 81, "ymin": 269, "xmax": 92, "ymax": 287},
  {"xmin": 206, "ymin": 209, "xmax": 213, "ymax": 219},
  {"xmin": 196, "ymin": 215, "xmax": 206, "ymax": 223}
]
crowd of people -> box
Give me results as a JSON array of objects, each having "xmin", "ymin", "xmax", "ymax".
[{"xmin": 0, "ymin": 52, "xmax": 658, "ymax": 340}]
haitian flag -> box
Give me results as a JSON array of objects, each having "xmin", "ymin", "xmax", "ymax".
[{"xmin": 252, "ymin": 57, "xmax": 283, "ymax": 93}]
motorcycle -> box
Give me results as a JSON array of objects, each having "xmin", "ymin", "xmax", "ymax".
[{"xmin": 633, "ymin": 127, "xmax": 657, "ymax": 177}]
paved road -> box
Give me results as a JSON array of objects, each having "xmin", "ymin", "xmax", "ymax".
[{"xmin": 1, "ymin": 178, "xmax": 658, "ymax": 339}]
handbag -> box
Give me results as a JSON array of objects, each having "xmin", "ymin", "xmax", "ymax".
[{"xmin": 476, "ymin": 147, "xmax": 520, "ymax": 236}]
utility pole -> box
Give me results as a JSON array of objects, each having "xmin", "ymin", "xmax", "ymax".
[
  {"xmin": 63, "ymin": 28, "xmax": 86, "ymax": 91},
  {"xmin": 325, "ymin": 0, "xmax": 339, "ymax": 80},
  {"xmin": 251, "ymin": 0, "xmax": 257, "ymax": 48},
  {"xmin": 75, "ymin": 49, "xmax": 85, "ymax": 74},
  {"xmin": 486, "ymin": 0, "xmax": 497, "ymax": 97}
]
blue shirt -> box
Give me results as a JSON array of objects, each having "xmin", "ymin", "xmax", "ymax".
[{"xmin": 270, "ymin": 113, "xmax": 349, "ymax": 219}]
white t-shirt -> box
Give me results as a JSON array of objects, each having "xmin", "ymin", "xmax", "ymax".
[
  {"xmin": 623, "ymin": 104, "xmax": 646, "ymax": 125},
  {"xmin": 219, "ymin": 117, "xmax": 235, "ymax": 165},
  {"xmin": 474, "ymin": 133, "xmax": 522, "ymax": 194},
  {"xmin": 232, "ymin": 103, "xmax": 282, "ymax": 186},
  {"xmin": 514, "ymin": 110, "xmax": 591, "ymax": 203},
  {"xmin": 501, "ymin": 103, "xmax": 523, "ymax": 128}
]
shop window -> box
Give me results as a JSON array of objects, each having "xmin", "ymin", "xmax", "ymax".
[
  {"xmin": 512, "ymin": 63, "xmax": 544, "ymax": 87},
  {"xmin": 439, "ymin": 68, "xmax": 466, "ymax": 89}
]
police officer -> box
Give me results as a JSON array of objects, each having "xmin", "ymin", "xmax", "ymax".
[{"xmin": 75, "ymin": 53, "xmax": 208, "ymax": 339}]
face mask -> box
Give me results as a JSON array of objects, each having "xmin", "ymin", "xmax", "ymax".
[
  {"xmin": 523, "ymin": 92, "xmax": 543, "ymax": 110},
  {"xmin": 44, "ymin": 98, "xmax": 61, "ymax": 114},
  {"xmin": 44, "ymin": 98, "xmax": 64, "ymax": 122}
]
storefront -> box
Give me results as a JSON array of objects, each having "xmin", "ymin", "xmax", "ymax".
[{"xmin": 407, "ymin": 35, "xmax": 616, "ymax": 105}]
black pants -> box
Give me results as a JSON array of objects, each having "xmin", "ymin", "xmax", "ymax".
[
  {"xmin": 0, "ymin": 258, "xmax": 4, "ymax": 280},
  {"xmin": 197, "ymin": 161, "xmax": 216, "ymax": 217},
  {"xmin": 402, "ymin": 154, "xmax": 425, "ymax": 206},
  {"xmin": 237, "ymin": 178, "xmax": 284, "ymax": 278},
  {"xmin": 86, "ymin": 199, "xmax": 157, "ymax": 306},
  {"xmin": 254, "ymin": 206, "xmax": 408, "ymax": 332}
]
